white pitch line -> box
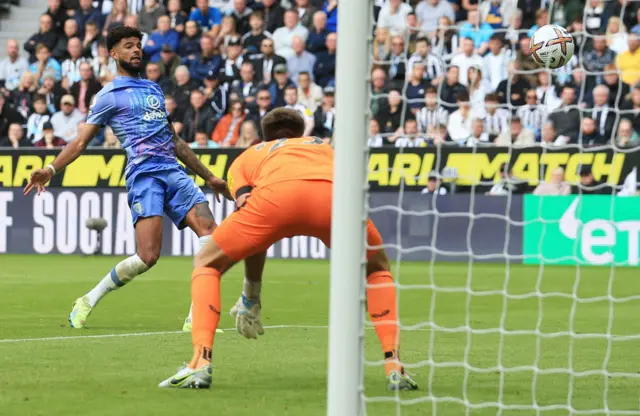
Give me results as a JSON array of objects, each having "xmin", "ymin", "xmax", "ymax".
[{"xmin": 0, "ymin": 325, "xmax": 329, "ymax": 344}]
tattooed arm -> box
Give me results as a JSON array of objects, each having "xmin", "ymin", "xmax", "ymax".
[{"xmin": 169, "ymin": 122, "xmax": 233, "ymax": 200}]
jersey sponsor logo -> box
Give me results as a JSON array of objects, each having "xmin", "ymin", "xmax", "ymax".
[
  {"xmin": 142, "ymin": 110, "xmax": 166, "ymax": 122},
  {"xmin": 142, "ymin": 94, "xmax": 165, "ymax": 121}
]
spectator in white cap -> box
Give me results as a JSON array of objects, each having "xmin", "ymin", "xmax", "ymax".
[
  {"xmin": 421, "ymin": 171, "xmax": 448, "ymax": 195},
  {"xmin": 50, "ymin": 94, "xmax": 85, "ymax": 143}
]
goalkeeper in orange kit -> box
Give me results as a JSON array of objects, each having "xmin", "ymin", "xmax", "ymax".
[{"xmin": 159, "ymin": 108, "xmax": 418, "ymax": 391}]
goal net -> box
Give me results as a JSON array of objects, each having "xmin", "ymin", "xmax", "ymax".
[{"xmin": 330, "ymin": 0, "xmax": 640, "ymax": 414}]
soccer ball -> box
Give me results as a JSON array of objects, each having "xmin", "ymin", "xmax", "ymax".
[{"xmin": 530, "ymin": 24, "xmax": 575, "ymax": 69}]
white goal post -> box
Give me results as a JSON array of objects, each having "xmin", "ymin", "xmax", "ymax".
[
  {"xmin": 328, "ymin": 0, "xmax": 640, "ymax": 415},
  {"xmin": 327, "ymin": 0, "xmax": 372, "ymax": 414}
]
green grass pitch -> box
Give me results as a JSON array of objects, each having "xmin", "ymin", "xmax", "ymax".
[{"xmin": 1, "ymin": 255, "xmax": 639, "ymax": 415}]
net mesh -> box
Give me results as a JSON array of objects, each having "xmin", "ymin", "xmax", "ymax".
[{"xmin": 360, "ymin": 0, "xmax": 640, "ymax": 414}]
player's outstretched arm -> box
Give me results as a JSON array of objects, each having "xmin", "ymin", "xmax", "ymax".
[
  {"xmin": 23, "ymin": 123, "xmax": 101, "ymax": 196},
  {"xmin": 169, "ymin": 123, "xmax": 233, "ymax": 201}
]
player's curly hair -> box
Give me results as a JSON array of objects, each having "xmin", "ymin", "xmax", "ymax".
[
  {"xmin": 261, "ymin": 108, "xmax": 306, "ymax": 141},
  {"xmin": 106, "ymin": 26, "xmax": 143, "ymax": 51}
]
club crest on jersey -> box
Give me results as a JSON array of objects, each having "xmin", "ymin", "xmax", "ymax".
[
  {"xmin": 133, "ymin": 202, "xmax": 143, "ymax": 215},
  {"xmin": 146, "ymin": 95, "xmax": 161, "ymax": 109}
]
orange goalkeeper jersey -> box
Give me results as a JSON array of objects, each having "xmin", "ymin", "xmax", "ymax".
[{"xmin": 226, "ymin": 137, "xmax": 334, "ymax": 199}]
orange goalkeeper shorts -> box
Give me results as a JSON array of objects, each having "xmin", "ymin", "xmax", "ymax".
[{"xmin": 212, "ymin": 179, "xmax": 383, "ymax": 261}]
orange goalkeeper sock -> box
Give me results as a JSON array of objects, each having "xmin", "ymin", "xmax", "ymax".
[
  {"xmin": 189, "ymin": 267, "xmax": 222, "ymax": 369},
  {"xmin": 366, "ymin": 271, "xmax": 401, "ymax": 375}
]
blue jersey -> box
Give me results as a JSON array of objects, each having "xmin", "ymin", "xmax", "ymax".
[
  {"xmin": 86, "ymin": 76, "xmax": 176, "ymax": 176},
  {"xmin": 86, "ymin": 76, "xmax": 208, "ymax": 228}
]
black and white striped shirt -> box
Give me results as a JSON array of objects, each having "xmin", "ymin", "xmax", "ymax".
[
  {"xmin": 516, "ymin": 105, "xmax": 547, "ymax": 132},
  {"xmin": 395, "ymin": 136, "xmax": 427, "ymax": 148},
  {"xmin": 127, "ymin": 0, "xmax": 143, "ymax": 14},
  {"xmin": 416, "ymin": 106, "xmax": 448, "ymax": 133},
  {"xmin": 407, "ymin": 52, "xmax": 445, "ymax": 81},
  {"xmin": 475, "ymin": 108, "xmax": 510, "ymax": 136},
  {"xmin": 62, "ymin": 57, "xmax": 91, "ymax": 86}
]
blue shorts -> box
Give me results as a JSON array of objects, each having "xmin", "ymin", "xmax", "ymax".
[{"xmin": 126, "ymin": 165, "xmax": 208, "ymax": 229}]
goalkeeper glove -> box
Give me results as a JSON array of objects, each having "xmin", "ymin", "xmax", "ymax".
[{"xmin": 229, "ymin": 295, "xmax": 265, "ymax": 339}]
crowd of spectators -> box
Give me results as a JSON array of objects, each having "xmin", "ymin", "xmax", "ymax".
[
  {"xmin": 0, "ymin": 0, "xmax": 337, "ymax": 149},
  {"xmin": 0, "ymin": 0, "xmax": 639, "ymax": 154},
  {"xmin": 367, "ymin": 0, "xmax": 640, "ymax": 149}
]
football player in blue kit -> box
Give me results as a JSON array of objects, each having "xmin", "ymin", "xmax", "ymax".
[{"xmin": 24, "ymin": 26, "xmax": 231, "ymax": 331}]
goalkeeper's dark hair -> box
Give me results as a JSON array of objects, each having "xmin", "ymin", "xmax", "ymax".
[
  {"xmin": 106, "ymin": 26, "xmax": 143, "ymax": 51},
  {"xmin": 261, "ymin": 108, "xmax": 305, "ymax": 142}
]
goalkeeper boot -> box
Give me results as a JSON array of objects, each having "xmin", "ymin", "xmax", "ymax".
[
  {"xmin": 158, "ymin": 363, "xmax": 213, "ymax": 389},
  {"xmin": 230, "ymin": 295, "xmax": 264, "ymax": 339},
  {"xmin": 68, "ymin": 296, "xmax": 93, "ymax": 329},
  {"xmin": 387, "ymin": 369, "xmax": 419, "ymax": 391}
]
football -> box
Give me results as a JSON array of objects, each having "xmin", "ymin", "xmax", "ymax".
[{"xmin": 530, "ymin": 24, "xmax": 575, "ymax": 69}]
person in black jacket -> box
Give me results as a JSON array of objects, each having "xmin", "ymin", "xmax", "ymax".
[
  {"xmin": 242, "ymin": 11, "xmax": 271, "ymax": 60},
  {"xmin": 145, "ymin": 61, "xmax": 174, "ymax": 92},
  {"xmin": 376, "ymin": 89, "xmax": 411, "ymax": 134},
  {"xmin": 230, "ymin": 61, "xmax": 258, "ymax": 104},
  {"xmin": 202, "ymin": 70, "xmax": 229, "ymax": 122},
  {"xmin": 259, "ymin": 0, "xmax": 285, "ymax": 33},
  {"xmin": 582, "ymin": 35, "xmax": 617, "ymax": 93},
  {"xmin": 178, "ymin": 20, "xmax": 202, "ymax": 58},
  {"xmin": 24, "ymin": 14, "xmax": 59, "ymax": 64},
  {"xmin": 496, "ymin": 61, "xmax": 530, "ymax": 109},
  {"xmin": 0, "ymin": 123, "xmax": 30, "ymax": 148},
  {"xmin": 219, "ymin": 36, "xmax": 243, "ymax": 86},
  {"xmin": 487, "ymin": 163, "xmax": 528, "ymax": 195},
  {"xmin": 312, "ymin": 85, "xmax": 335, "ymax": 138},
  {"xmin": 439, "ymin": 65, "xmax": 466, "ymax": 113},
  {"xmin": 580, "ymin": 117, "xmax": 606, "ymax": 147},
  {"xmin": 295, "ymin": 0, "xmax": 319, "ymax": 29},
  {"xmin": 548, "ymin": 86, "xmax": 582, "ymax": 144},
  {"xmin": 0, "ymin": 94, "xmax": 24, "ymax": 139},
  {"xmin": 37, "ymin": 73, "xmax": 66, "ymax": 114},
  {"xmin": 572, "ymin": 165, "xmax": 615, "ymax": 195},
  {"xmin": 245, "ymin": 87, "xmax": 272, "ymax": 137},
  {"xmin": 47, "ymin": 0, "xmax": 69, "ymax": 35},
  {"xmin": 251, "ymin": 38, "xmax": 286, "ymax": 84},
  {"xmin": 589, "ymin": 84, "xmax": 616, "ymax": 140},
  {"xmin": 386, "ymin": 35, "xmax": 407, "ymax": 90},
  {"xmin": 313, "ymin": 32, "xmax": 336, "ymax": 88},
  {"xmin": 516, "ymin": 0, "xmax": 542, "ymax": 28},
  {"xmin": 605, "ymin": 0, "xmax": 639, "ymax": 34},
  {"xmin": 167, "ymin": 0, "xmax": 189, "ymax": 35},
  {"xmin": 603, "ymin": 62, "xmax": 630, "ymax": 109},
  {"xmin": 306, "ymin": 10, "xmax": 328, "ymax": 54},
  {"xmin": 229, "ymin": 0, "xmax": 252, "ymax": 35},
  {"xmin": 52, "ymin": 18, "xmax": 81, "ymax": 62},
  {"xmin": 165, "ymin": 65, "xmax": 201, "ymax": 109},
  {"xmin": 182, "ymin": 88, "xmax": 217, "ymax": 142}
]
